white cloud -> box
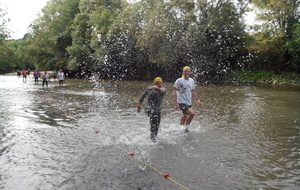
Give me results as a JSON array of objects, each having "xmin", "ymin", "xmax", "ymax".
[{"xmin": 2, "ymin": 0, "xmax": 49, "ymax": 39}]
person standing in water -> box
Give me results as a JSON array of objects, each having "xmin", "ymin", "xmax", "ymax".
[
  {"xmin": 21, "ymin": 69, "xmax": 27, "ymax": 82},
  {"xmin": 17, "ymin": 70, "xmax": 21, "ymax": 77},
  {"xmin": 42, "ymin": 71, "xmax": 49, "ymax": 87},
  {"xmin": 52, "ymin": 71, "xmax": 57, "ymax": 80},
  {"xmin": 137, "ymin": 77, "xmax": 166, "ymax": 142},
  {"xmin": 33, "ymin": 70, "xmax": 40, "ymax": 84},
  {"xmin": 173, "ymin": 66, "xmax": 202, "ymax": 132},
  {"xmin": 57, "ymin": 69, "xmax": 65, "ymax": 86}
]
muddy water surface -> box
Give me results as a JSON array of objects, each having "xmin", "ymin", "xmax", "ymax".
[{"xmin": 0, "ymin": 75, "xmax": 299, "ymax": 190}]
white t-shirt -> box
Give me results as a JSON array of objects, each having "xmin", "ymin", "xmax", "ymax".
[
  {"xmin": 174, "ymin": 77, "xmax": 195, "ymax": 105},
  {"xmin": 42, "ymin": 73, "xmax": 49, "ymax": 81},
  {"xmin": 58, "ymin": 72, "xmax": 65, "ymax": 80}
]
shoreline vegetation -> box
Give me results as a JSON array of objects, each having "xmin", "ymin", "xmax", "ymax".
[
  {"xmin": 224, "ymin": 70, "xmax": 300, "ymax": 86},
  {"xmin": 4, "ymin": 70, "xmax": 300, "ymax": 86}
]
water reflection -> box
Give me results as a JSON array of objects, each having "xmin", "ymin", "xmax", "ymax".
[{"xmin": 0, "ymin": 75, "xmax": 299, "ymax": 189}]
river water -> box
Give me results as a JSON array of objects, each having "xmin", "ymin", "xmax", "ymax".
[{"xmin": 0, "ymin": 75, "xmax": 299, "ymax": 190}]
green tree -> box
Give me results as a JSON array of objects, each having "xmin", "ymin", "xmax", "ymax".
[
  {"xmin": 286, "ymin": 23, "xmax": 300, "ymax": 71},
  {"xmin": 106, "ymin": 0, "xmax": 249, "ymax": 81},
  {"xmin": 131, "ymin": 0, "xmax": 248, "ymax": 82},
  {"xmin": 6, "ymin": 39, "xmax": 34, "ymax": 71},
  {"xmin": 105, "ymin": 2, "xmax": 151, "ymax": 80},
  {"xmin": 0, "ymin": 44, "xmax": 15, "ymax": 73},
  {"xmin": 0, "ymin": 5, "xmax": 14, "ymax": 73},
  {"xmin": 29, "ymin": 0, "xmax": 80, "ymax": 70},
  {"xmin": 67, "ymin": 0, "xmax": 124, "ymax": 76},
  {"xmin": 250, "ymin": 0, "xmax": 300, "ymax": 72}
]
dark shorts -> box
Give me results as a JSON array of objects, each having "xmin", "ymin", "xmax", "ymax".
[
  {"xmin": 179, "ymin": 104, "xmax": 191, "ymax": 115},
  {"xmin": 92, "ymin": 83, "xmax": 98, "ymax": 88}
]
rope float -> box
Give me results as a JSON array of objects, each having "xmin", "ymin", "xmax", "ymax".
[{"xmin": 36, "ymin": 93, "xmax": 190, "ymax": 190}]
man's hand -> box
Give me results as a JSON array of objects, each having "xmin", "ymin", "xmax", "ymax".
[
  {"xmin": 137, "ymin": 103, "xmax": 141, "ymax": 113},
  {"xmin": 197, "ymin": 99, "xmax": 203, "ymax": 107},
  {"xmin": 152, "ymin": 86, "xmax": 159, "ymax": 90},
  {"xmin": 174, "ymin": 103, "xmax": 180, "ymax": 111}
]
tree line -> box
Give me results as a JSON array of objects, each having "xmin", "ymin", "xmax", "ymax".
[{"xmin": 0, "ymin": 0, "xmax": 299, "ymax": 83}]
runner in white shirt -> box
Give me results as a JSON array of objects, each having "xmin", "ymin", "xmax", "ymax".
[
  {"xmin": 42, "ymin": 71, "xmax": 49, "ymax": 87},
  {"xmin": 57, "ymin": 69, "xmax": 65, "ymax": 86},
  {"xmin": 173, "ymin": 66, "xmax": 202, "ymax": 132}
]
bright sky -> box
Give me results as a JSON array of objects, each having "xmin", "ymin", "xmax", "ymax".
[{"xmin": 2, "ymin": 0, "xmax": 49, "ymax": 39}]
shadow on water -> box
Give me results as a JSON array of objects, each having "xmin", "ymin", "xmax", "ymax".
[{"xmin": 0, "ymin": 75, "xmax": 299, "ymax": 189}]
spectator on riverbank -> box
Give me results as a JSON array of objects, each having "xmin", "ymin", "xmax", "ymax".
[
  {"xmin": 137, "ymin": 77, "xmax": 166, "ymax": 142},
  {"xmin": 173, "ymin": 66, "xmax": 202, "ymax": 132}
]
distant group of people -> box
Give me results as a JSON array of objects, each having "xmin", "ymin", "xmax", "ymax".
[
  {"xmin": 137, "ymin": 66, "xmax": 202, "ymax": 142},
  {"xmin": 17, "ymin": 68, "xmax": 65, "ymax": 87},
  {"xmin": 16, "ymin": 68, "xmax": 30, "ymax": 82}
]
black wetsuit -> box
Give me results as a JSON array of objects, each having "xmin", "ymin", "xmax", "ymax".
[{"xmin": 139, "ymin": 86, "xmax": 166, "ymax": 137}]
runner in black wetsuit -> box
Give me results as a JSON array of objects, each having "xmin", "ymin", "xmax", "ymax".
[{"xmin": 137, "ymin": 77, "xmax": 166, "ymax": 142}]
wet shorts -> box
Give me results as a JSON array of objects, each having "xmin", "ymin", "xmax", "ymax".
[
  {"xmin": 92, "ymin": 83, "xmax": 98, "ymax": 88},
  {"xmin": 179, "ymin": 104, "xmax": 191, "ymax": 115}
]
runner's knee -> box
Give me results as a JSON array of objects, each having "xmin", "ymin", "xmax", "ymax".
[{"xmin": 187, "ymin": 109, "xmax": 195, "ymax": 117}]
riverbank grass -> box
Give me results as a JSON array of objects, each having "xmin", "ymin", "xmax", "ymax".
[{"xmin": 226, "ymin": 70, "xmax": 300, "ymax": 85}]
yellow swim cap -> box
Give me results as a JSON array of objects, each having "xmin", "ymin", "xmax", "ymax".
[
  {"xmin": 153, "ymin": 77, "xmax": 163, "ymax": 83},
  {"xmin": 183, "ymin": 66, "xmax": 191, "ymax": 71},
  {"xmin": 182, "ymin": 66, "xmax": 191, "ymax": 77}
]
